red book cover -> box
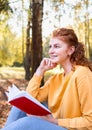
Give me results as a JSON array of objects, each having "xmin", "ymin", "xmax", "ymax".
[{"xmin": 6, "ymin": 84, "xmax": 51, "ymax": 116}]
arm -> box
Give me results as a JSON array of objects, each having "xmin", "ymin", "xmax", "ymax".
[
  {"xmin": 35, "ymin": 58, "xmax": 57, "ymax": 77},
  {"xmin": 58, "ymin": 75, "xmax": 92, "ymax": 129},
  {"xmin": 26, "ymin": 58, "xmax": 57, "ymax": 102},
  {"xmin": 38, "ymin": 75, "xmax": 92, "ymax": 129}
]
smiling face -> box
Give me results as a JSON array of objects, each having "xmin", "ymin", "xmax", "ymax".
[{"xmin": 49, "ymin": 37, "xmax": 75, "ymax": 65}]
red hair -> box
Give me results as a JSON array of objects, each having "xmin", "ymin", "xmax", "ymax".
[{"xmin": 52, "ymin": 28, "xmax": 92, "ymax": 71}]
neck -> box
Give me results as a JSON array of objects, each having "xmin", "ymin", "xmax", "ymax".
[{"xmin": 60, "ymin": 62, "xmax": 73, "ymax": 76}]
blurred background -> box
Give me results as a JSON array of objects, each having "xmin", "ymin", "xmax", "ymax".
[
  {"xmin": 0, "ymin": 0, "xmax": 92, "ymax": 80},
  {"xmin": 0, "ymin": 0, "xmax": 92, "ymax": 128}
]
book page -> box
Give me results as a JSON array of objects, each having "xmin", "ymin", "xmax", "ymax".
[
  {"xmin": 6, "ymin": 84, "xmax": 51, "ymax": 113},
  {"xmin": 5, "ymin": 84, "xmax": 22, "ymax": 101}
]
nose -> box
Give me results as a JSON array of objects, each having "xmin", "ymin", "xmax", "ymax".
[{"xmin": 49, "ymin": 47, "xmax": 54, "ymax": 55}]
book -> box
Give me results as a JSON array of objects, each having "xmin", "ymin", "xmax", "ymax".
[{"xmin": 5, "ymin": 84, "xmax": 51, "ymax": 116}]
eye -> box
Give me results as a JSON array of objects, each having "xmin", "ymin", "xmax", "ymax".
[
  {"xmin": 49, "ymin": 45, "xmax": 52, "ymax": 48},
  {"xmin": 54, "ymin": 44, "xmax": 61, "ymax": 48}
]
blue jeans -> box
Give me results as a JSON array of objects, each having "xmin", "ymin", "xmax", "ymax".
[{"xmin": 1, "ymin": 106, "xmax": 67, "ymax": 130}]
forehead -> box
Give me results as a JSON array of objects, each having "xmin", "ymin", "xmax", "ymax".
[{"xmin": 50, "ymin": 37, "xmax": 67, "ymax": 45}]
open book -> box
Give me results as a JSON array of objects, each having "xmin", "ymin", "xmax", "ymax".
[{"xmin": 5, "ymin": 84, "xmax": 51, "ymax": 116}]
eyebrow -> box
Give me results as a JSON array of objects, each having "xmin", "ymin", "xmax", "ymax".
[{"xmin": 49, "ymin": 42, "xmax": 61, "ymax": 45}]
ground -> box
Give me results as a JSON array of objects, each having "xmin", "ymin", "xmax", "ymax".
[
  {"xmin": 0, "ymin": 67, "xmax": 53, "ymax": 128},
  {"xmin": 0, "ymin": 78, "xmax": 28, "ymax": 128}
]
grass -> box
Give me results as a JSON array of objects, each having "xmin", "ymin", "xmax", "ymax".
[
  {"xmin": 0, "ymin": 67, "xmax": 25, "ymax": 79},
  {"xmin": 0, "ymin": 66, "xmax": 62, "ymax": 80}
]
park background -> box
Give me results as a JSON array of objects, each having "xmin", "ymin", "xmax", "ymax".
[{"xmin": 0, "ymin": 0, "xmax": 92, "ymax": 128}]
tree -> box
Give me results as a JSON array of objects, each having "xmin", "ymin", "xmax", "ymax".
[
  {"xmin": 84, "ymin": 0, "xmax": 90, "ymax": 58},
  {"xmin": 31, "ymin": 0, "xmax": 44, "ymax": 76},
  {"xmin": 24, "ymin": 1, "xmax": 32, "ymax": 80},
  {"xmin": 24, "ymin": 0, "xmax": 44, "ymax": 80},
  {"xmin": 0, "ymin": 0, "xmax": 12, "ymax": 14}
]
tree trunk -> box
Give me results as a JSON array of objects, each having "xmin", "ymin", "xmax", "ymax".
[
  {"xmin": 31, "ymin": 0, "xmax": 43, "ymax": 76},
  {"xmin": 24, "ymin": 2, "xmax": 32, "ymax": 80},
  {"xmin": 84, "ymin": 0, "xmax": 89, "ymax": 58}
]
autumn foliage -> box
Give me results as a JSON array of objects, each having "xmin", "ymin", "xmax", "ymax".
[{"xmin": 0, "ymin": 79, "xmax": 28, "ymax": 128}]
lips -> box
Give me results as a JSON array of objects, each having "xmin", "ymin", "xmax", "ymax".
[
  {"xmin": 50, "ymin": 55, "xmax": 57, "ymax": 58},
  {"xmin": 50, "ymin": 56, "xmax": 57, "ymax": 59},
  {"xmin": 50, "ymin": 56, "xmax": 58, "ymax": 61}
]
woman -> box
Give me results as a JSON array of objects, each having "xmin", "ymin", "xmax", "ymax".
[{"xmin": 1, "ymin": 28, "xmax": 92, "ymax": 130}]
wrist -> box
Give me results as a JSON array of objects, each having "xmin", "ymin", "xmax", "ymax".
[{"xmin": 35, "ymin": 67, "xmax": 45, "ymax": 77}]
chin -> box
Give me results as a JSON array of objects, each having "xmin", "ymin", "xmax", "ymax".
[{"xmin": 52, "ymin": 60, "xmax": 58, "ymax": 64}]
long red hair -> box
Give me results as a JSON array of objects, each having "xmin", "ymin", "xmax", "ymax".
[{"xmin": 52, "ymin": 28, "xmax": 92, "ymax": 71}]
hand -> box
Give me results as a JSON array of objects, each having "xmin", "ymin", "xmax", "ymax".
[
  {"xmin": 39, "ymin": 58, "xmax": 57, "ymax": 70},
  {"xmin": 38, "ymin": 114, "xmax": 58, "ymax": 125},
  {"xmin": 35, "ymin": 58, "xmax": 57, "ymax": 77}
]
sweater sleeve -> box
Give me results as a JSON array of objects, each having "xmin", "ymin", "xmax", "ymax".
[
  {"xmin": 58, "ymin": 75, "xmax": 92, "ymax": 129},
  {"xmin": 26, "ymin": 74, "xmax": 49, "ymax": 102}
]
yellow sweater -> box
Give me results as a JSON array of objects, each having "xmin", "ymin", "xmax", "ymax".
[{"xmin": 26, "ymin": 65, "xmax": 92, "ymax": 130}]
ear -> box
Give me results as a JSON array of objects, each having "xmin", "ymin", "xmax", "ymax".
[{"xmin": 68, "ymin": 46, "xmax": 75, "ymax": 56}]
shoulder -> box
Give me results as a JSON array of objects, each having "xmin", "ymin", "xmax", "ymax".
[
  {"xmin": 74, "ymin": 65, "xmax": 92, "ymax": 75},
  {"xmin": 73, "ymin": 65, "xmax": 92, "ymax": 81}
]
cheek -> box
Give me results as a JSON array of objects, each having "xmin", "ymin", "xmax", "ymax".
[
  {"xmin": 65, "ymin": 50, "xmax": 69, "ymax": 55},
  {"xmin": 58, "ymin": 50, "xmax": 68, "ymax": 59},
  {"xmin": 57, "ymin": 49, "xmax": 68, "ymax": 55}
]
